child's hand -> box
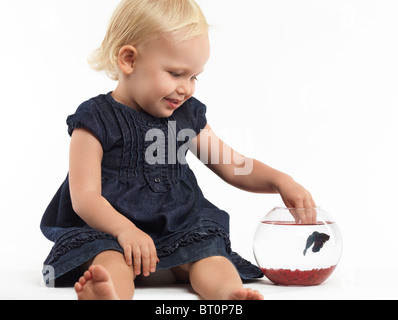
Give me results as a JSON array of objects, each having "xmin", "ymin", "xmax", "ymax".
[
  {"xmin": 277, "ymin": 176, "xmax": 317, "ymax": 224},
  {"xmin": 116, "ymin": 226, "xmax": 159, "ymax": 277}
]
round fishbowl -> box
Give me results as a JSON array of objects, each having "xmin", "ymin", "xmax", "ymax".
[{"xmin": 253, "ymin": 207, "xmax": 342, "ymax": 286}]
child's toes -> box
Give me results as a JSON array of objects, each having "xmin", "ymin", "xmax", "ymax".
[
  {"xmin": 78, "ymin": 275, "xmax": 87, "ymax": 286},
  {"xmin": 74, "ymin": 282, "xmax": 82, "ymax": 293},
  {"xmin": 246, "ymin": 288, "xmax": 255, "ymax": 299},
  {"xmin": 84, "ymin": 269, "xmax": 93, "ymax": 281}
]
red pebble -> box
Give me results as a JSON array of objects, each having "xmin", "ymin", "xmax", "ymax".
[{"xmin": 261, "ymin": 265, "xmax": 337, "ymax": 286}]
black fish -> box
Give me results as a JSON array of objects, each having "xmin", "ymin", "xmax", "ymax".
[{"xmin": 303, "ymin": 231, "xmax": 330, "ymax": 256}]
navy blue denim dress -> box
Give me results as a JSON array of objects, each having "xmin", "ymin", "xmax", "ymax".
[{"xmin": 40, "ymin": 92, "xmax": 262, "ymax": 287}]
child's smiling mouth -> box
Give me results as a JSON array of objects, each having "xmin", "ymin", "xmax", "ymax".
[{"xmin": 164, "ymin": 98, "xmax": 182, "ymax": 109}]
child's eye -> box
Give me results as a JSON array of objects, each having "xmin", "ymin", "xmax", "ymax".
[
  {"xmin": 169, "ymin": 72, "xmax": 181, "ymax": 77},
  {"xmin": 169, "ymin": 72, "xmax": 198, "ymax": 81}
]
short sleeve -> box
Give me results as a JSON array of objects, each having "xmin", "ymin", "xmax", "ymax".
[
  {"xmin": 66, "ymin": 100, "xmax": 106, "ymax": 148},
  {"xmin": 186, "ymin": 97, "xmax": 207, "ymax": 135}
]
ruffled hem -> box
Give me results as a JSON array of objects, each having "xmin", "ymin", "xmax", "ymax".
[
  {"xmin": 43, "ymin": 226, "xmax": 263, "ymax": 286},
  {"xmin": 156, "ymin": 226, "xmax": 231, "ymax": 257},
  {"xmin": 44, "ymin": 229, "xmax": 116, "ymax": 265}
]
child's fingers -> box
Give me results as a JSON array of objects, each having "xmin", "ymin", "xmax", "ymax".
[
  {"xmin": 132, "ymin": 247, "xmax": 142, "ymax": 275},
  {"xmin": 140, "ymin": 246, "xmax": 151, "ymax": 276},
  {"xmin": 141, "ymin": 245, "xmax": 158, "ymax": 275},
  {"xmin": 304, "ymin": 198, "xmax": 317, "ymax": 224},
  {"xmin": 310, "ymin": 197, "xmax": 317, "ymax": 223},
  {"xmin": 123, "ymin": 245, "xmax": 133, "ymax": 266},
  {"xmin": 150, "ymin": 247, "xmax": 159, "ymax": 273}
]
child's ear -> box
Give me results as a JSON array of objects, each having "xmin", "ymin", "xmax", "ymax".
[{"xmin": 118, "ymin": 45, "xmax": 138, "ymax": 75}]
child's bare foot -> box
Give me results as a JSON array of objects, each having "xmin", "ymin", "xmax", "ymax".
[
  {"xmin": 226, "ymin": 288, "xmax": 264, "ymax": 300},
  {"xmin": 74, "ymin": 265, "xmax": 119, "ymax": 300}
]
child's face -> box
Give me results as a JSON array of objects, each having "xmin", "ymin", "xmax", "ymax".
[{"xmin": 125, "ymin": 32, "xmax": 210, "ymax": 118}]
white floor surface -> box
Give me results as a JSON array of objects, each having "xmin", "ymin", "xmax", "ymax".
[{"xmin": 1, "ymin": 257, "xmax": 397, "ymax": 300}]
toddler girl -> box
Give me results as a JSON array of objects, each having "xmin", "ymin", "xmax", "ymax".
[{"xmin": 41, "ymin": 0, "xmax": 316, "ymax": 300}]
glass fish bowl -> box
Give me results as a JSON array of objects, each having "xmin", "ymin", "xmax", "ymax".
[{"xmin": 253, "ymin": 207, "xmax": 342, "ymax": 286}]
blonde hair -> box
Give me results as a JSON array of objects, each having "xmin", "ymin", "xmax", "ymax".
[{"xmin": 89, "ymin": 0, "xmax": 209, "ymax": 81}]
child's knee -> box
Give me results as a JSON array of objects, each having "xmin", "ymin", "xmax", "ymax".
[
  {"xmin": 93, "ymin": 250, "xmax": 134, "ymax": 276},
  {"xmin": 201, "ymin": 255, "xmax": 231, "ymax": 265}
]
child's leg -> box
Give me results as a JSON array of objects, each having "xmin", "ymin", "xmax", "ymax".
[
  {"xmin": 74, "ymin": 250, "xmax": 135, "ymax": 300},
  {"xmin": 174, "ymin": 256, "xmax": 264, "ymax": 300}
]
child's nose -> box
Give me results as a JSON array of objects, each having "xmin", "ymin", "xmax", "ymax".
[{"xmin": 176, "ymin": 80, "xmax": 192, "ymax": 96}]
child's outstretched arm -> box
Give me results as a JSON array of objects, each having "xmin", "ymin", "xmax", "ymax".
[
  {"xmin": 193, "ymin": 125, "xmax": 316, "ymax": 222},
  {"xmin": 68, "ymin": 128, "xmax": 158, "ymax": 276}
]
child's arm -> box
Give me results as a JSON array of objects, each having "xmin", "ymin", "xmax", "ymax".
[
  {"xmin": 68, "ymin": 128, "xmax": 158, "ymax": 276},
  {"xmin": 194, "ymin": 125, "xmax": 316, "ymax": 222}
]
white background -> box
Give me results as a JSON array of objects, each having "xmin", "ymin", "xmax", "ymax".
[{"xmin": 0, "ymin": 0, "xmax": 397, "ymax": 299}]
